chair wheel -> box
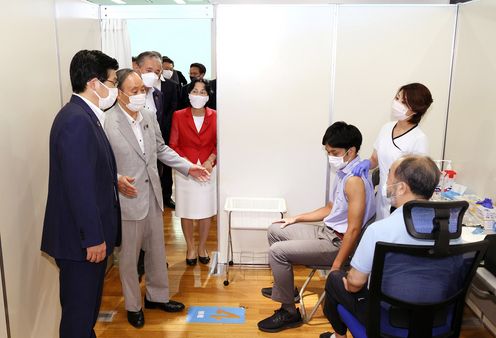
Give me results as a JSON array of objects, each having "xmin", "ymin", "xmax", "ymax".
[
  {"xmin": 228, "ymin": 261, "xmax": 234, "ymax": 266},
  {"xmin": 223, "ymin": 280, "xmax": 229, "ymax": 286}
]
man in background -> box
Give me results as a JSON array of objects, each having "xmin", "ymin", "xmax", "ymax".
[
  {"xmin": 179, "ymin": 62, "xmax": 209, "ymax": 110},
  {"xmin": 162, "ymin": 56, "xmax": 187, "ymax": 87}
]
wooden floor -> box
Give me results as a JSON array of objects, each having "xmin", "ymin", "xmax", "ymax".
[{"xmin": 95, "ymin": 209, "xmax": 494, "ymax": 338}]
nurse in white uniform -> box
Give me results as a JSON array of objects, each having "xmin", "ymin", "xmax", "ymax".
[{"xmin": 353, "ymin": 83, "xmax": 433, "ymax": 220}]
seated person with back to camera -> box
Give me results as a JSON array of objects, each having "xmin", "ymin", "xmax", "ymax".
[
  {"xmin": 257, "ymin": 121, "xmax": 376, "ymax": 333},
  {"xmin": 320, "ymin": 155, "xmax": 451, "ymax": 338}
]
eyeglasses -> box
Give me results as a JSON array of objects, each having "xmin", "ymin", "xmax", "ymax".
[{"xmin": 104, "ymin": 79, "xmax": 118, "ymax": 87}]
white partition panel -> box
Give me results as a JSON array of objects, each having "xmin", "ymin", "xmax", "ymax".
[
  {"xmin": 55, "ymin": 0, "xmax": 102, "ymax": 103},
  {"xmin": 332, "ymin": 5, "xmax": 456, "ymax": 162},
  {"xmin": 0, "ymin": 1, "xmax": 61, "ymax": 337},
  {"xmin": 444, "ymin": 0, "xmax": 496, "ymax": 201},
  {"xmin": 0, "ymin": 0, "xmax": 101, "ymax": 337},
  {"xmin": 216, "ymin": 5, "xmax": 335, "ymax": 262}
]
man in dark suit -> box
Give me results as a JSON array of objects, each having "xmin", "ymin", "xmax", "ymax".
[
  {"xmin": 162, "ymin": 56, "xmax": 187, "ymax": 87},
  {"xmin": 178, "ymin": 63, "xmax": 216, "ymax": 110},
  {"xmin": 159, "ymin": 75, "xmax": 180, "ymax": 209},
  {"xmin": 135, "ymin": 51, "xmax": 165, "ymax": 127},
  {"xmin": 41, "ymin": 50, "xmax": 121, "ymax": 338}
]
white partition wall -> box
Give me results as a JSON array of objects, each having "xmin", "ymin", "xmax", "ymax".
[
  {"xmin": 444, "ymin": 0, "xmax": 496, "ymax": 201},
  {"xmin": 55, "ymin": 0, "xmax": 102, "ymax": 103},
  {"xmin": 0, "ymin": 1, "xmax": 61, "ymax": 337},
  {"xmin": 216, "ymin": 5, "xmax": 335, "ymax": 262},
  {"xmin": 0, "ymin": 1, "xmax": 101, "ymax": 337},
  {"xmin": 332, "ymin": 5, "xmax": 457, "ymax": 162}
]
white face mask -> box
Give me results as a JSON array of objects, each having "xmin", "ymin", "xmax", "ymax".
[
  {"xmin": 189, "ymin": 94, "xmax": 209, "ymax": 109},
  {"xmin": 94, "ymin": 81, "xmax": 118, "ymax": 110},
  {"xmin": 123, "ymin": 93, "xmax": 146, "ymax": 112},
  {"xmin": 391, "ymin": 99, "xmax": 412, "ymax": 121},
  {"xmin": 162, "ymin": 69, "xmax": 173, "ymax": 80},
  {"xmin": 142, "ymin": 72, "xmax": 158, "ymax": 88},
  {"xmin": 328, "ymin": 150, "xmax": 349, "ymax": 170}
]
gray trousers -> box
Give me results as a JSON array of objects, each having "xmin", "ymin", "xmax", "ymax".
[
  {"xmin": 268, "ymin": 222, "xmax": 340, "ymax": 304},
  {"xmin": 119, "ymin": 190, "xmax": 169, "ymax": 311}
]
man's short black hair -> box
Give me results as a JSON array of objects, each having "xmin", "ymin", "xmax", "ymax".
[
  {"xmin": 322, "ymin": 121, "xmax": 362, "ymax": 152},
  {"xmin": 162, "ymin": 56, "xmax": 174, "ymax": 65},
  {"xmin": 190, "ymin": 62, "xmax": 206, "ymax": 75},
  {"xmin": 394, "ymin": 155, "xmax": 441, "ymax": 200},
  {"xmin": 69, "ymin": 50, "xmax": 119, "ymax": 94},
  {"xmin": 132, "ymin": 56, "xmax": 137, "ymax": 62},
  {"xmin": 136, "ymin": 51, "xmax": 161, "ymax": 67}
]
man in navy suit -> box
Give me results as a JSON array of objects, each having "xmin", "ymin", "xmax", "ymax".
[{"xmin": 41, "ymin": 50, "xmax": 121, "ymax": 338}]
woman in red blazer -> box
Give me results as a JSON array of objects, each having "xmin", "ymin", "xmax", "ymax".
[{"xmin": 169, "ymin": 79, "xmax": 217, "ymax": 266}]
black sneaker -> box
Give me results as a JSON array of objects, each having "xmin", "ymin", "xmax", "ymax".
[
  {"xmin": 257, "ymin": 307, "xmax": 303, "ymax": 332},
  {"xmin": 261, "ymin": 287, "xmax": 300, "ymax": 302},
  {"xmin": 320, "ymin": 332, "xmax": 336, "ymax": 338}
]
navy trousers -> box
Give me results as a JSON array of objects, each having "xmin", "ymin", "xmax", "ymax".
[
  {"xmin": 56, "ymin": 259, "xmax": 107, "ymax": 338},
  {"xmin": 323, "ymin": 270, "xmax": 369, "ymax": 335}
]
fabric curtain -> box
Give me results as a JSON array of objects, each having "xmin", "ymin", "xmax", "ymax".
[{"xmin": 101, "ymin": 19, "xmax": 132, "ymax": 69}]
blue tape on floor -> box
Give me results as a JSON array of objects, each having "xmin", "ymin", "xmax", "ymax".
[{"xmin": 186, "ymin": 306, "xmax": 245, "ymax": 324}]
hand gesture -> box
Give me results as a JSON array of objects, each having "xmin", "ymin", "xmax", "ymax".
[
  {"xmin": 189, "ymin": 165, "xmax": 210, "ymax": 182},
  {"xmin": 118, "ymin": 175, "xmax": 137, "ymax": 198},
  {"xmin": 202, "ymin": 160, "xmax": 214, "ymax": 173},
  {"xmin": 272, "ymin": 217, "xmax": 297, "ymax": 229},
  {"xmin": 86, "ymin": 242, "xmax": 107, "ymax": 263}
]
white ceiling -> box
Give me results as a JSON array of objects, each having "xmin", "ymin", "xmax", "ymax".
[{"xmin": 88, "ymin": 0, "xmax": 452, "ymax": 5}]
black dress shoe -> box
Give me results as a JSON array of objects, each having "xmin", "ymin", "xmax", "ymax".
[
  {"xmin": 164, "ymin": 199, "xmax": 176, "ymax": 209},
  {"xmin": 144, "ymin": 298, "xmax": 185, "ymax": 312},
  {"xmin": 261, "ymin": 287, "xmax": 300, "ymax": 302},
  {"xmin": 186, "ymin": 257, "xmax": 197, "ymax": 266},
  {"xmin": 198, "ymin": 255, "xmax": 210, "ymax": 265},
  {"xmin": 127, "ymin": 309, "xmax": 145, "ymax": 328},
  {"xmin": 257, "ymin": 307, "xmax": 303, "ymax": 332}
]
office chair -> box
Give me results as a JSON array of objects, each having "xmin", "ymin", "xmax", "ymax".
[
  {"xmin": 299, "ymin": 215, "xmax": 376, "ymax": 323},
  {"xmin": 337, "ymin": 200, "xmax": 489, "ymax": 338}
]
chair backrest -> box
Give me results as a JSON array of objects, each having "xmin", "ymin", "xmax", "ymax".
[
  {"xmin": 366, "ymin": 200, "xmax": 489, "ymax": 338},
  {"xmin": 483, "ymin": 234, "xmax": 496, "ymax": 277}
]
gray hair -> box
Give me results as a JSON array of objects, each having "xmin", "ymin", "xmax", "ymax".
[
  {"xmin": 136, "ymin": 51, "xmax": 161, "ymax": 67},
  {"xmin": 394, "ymin": 155, "xmax": 441, "ymax": 199},
  {"xmin": 116, "ymin": 68, "xmax": 138, "ymax": 90}
]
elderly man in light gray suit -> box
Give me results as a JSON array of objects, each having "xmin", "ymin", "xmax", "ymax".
[{"xmin": 105, "ymin": 69, "xmax": 209, "ymax": 329}]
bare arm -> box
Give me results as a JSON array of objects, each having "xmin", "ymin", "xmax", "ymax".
[
  {"xmin": 369, "ymin": 150, "xmax": 378, "ymax": 170},
  {"xmin": 274, "ymin": 202, "xmax": 333, "ymax": 228},
  {"xmin": 331, "ymin": 176, "xmax": 366, "ymax": 271}
]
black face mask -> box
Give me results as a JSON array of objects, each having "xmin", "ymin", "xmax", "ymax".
[{"xmin": 190, "ymin": 76, "xmax": 198, "ymax": 82}]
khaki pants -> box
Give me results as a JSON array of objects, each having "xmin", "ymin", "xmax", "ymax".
[
  {"xmin": 118, "ymin": 190, "xmax": 169, "ymax": 312},
  {"xmin": 268, "ymin": 222, "xmax": 340, "ymax": 304}
]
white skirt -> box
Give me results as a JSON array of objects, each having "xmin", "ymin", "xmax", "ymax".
[{"xmin": 174, "ymin": 166, "xmax": 217, "ymax": 219}]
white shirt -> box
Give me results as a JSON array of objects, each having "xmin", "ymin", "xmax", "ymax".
[
  {"xmin": 145, "ymin": 88, "xmax": 157, "ymax": 115},
  {"xmin": 74, "ymin": 93, "xmax": 105, "ymax": 128},
  {"xmin": 193, "ymin": 115, "xmax": 205, "ymax": 133},
  {"xmin": 374, "ymin": 121, "xmax": 428, "ymax": 220},
  {"xmin": 118, "ymin": 104, "xmax": 145, "ymax": 155}
]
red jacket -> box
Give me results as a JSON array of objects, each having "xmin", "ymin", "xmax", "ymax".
[{"xmin": 169, "ymin": 107, "xmax": 217, "ymax": 165}]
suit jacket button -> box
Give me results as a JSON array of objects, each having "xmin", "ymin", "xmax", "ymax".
[{"xmin": 145, "ymin": 179, "xmax": 149, "ymax": 183}]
